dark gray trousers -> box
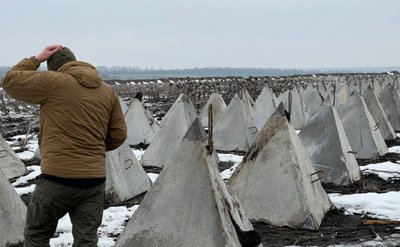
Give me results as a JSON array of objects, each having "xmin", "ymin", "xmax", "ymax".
[{"xmin": 24, "ymin": 178, "xmax": 105, "ymax": 247}]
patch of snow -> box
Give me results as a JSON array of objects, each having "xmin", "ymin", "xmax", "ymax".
[
  {"xmin": 147, "ymin": 173, "xmax": 159, "ymax": 183},
  {"xmin": 12, "ymin": 165, "xmax": 41, "ymax": 187},
  {"xmin": 329, "ymin": 191, "xmax": 400, "ymax": 221},
  {"xmin": 10, "ymin": 136, "xmax": 39, "ymax": 160},
  {"xmin": 360, "ymin": 162, "xmax": 400, "ymax": 180},
  {"xmin": 218, "ymin": 153, "xmax": 243, "ymax": 180},
  {"xmin": 50, "ymin": 205, "xmax": 138, "ymax": 246},
  {"xmin": 15, "ymin": 184, "xmax": 36, "ymax": 195},
  {"xmin": 132, "ymin": 149, "xmax": 145, "ymax": 161},
  {"xmin": 389, "ymin": 145, "xmax": 400, "ymax": 153}
]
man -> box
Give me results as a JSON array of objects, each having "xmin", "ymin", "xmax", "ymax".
[{"xmin": 2, "ymin": 45, "xmax": 127, "ymax": 246}]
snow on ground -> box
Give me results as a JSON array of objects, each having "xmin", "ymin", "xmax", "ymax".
[
  {"xmin": 389, "ymin": 145, "xmax": 400, "ymax": 154},
  {"xmin": 146, "ymin": 173, "xmax": 159, "ymax": 183},
  {"xmin": 8, "ymin": 136, "xmax": 400, "ymax": 246},
  {"xmin": 218, "ymin": 153, "xmax": 243, "ymax": 180},
  {"xmin": 50, "ymin": 205, "xmax": 138, "ymax": 247},
  {"xmin": 6, "ymin": 134, "xmax": 38, "ymax": 160},
  {"xmin": 360, "ymin": 161, "xmax": 400, "ymax": 180},
  {"xmin": 12, "ymin": 165, "xmax": 41, "ymax": 187},
  {"xmin": 131, "ymin": 149, "xmax": 145, "ymax": 161},
  {"xmin": 329, "ymin": 192, "xmax": 400, "ymax": 221}
]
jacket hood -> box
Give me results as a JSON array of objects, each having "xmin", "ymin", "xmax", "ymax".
[{"xmin": 58, "ymin": 61, "xmax": 102, "ymax": 88}]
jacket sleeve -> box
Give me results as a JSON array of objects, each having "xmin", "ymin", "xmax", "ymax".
[
  {"xmin": 106, "ymin": 94, "xmax": 127, "ymax": 151},
  {"xmin": 2, "ymin": 57, "xmax": 51, "ymax": 104}
]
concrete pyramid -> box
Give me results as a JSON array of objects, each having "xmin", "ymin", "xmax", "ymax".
[
  {"xmin": 395, "ymin": 77, "xmax": 400, "ymax": 90},
  {"xmin": 0, "ymin": 136, "xmax": 27, "ymax": 179},
  {"xmin": 298, "ymin": 101, "xmax": 361, "ymax": 185},
  {"xmin": 254, "ymin": 86, "xmax": 278, "ymax": 130},
  {"xmin": 141, "ymin": 94, "xmax": 197, "ymax": 168},
  {"xmin": 105, "ymin": 141, "xmax": 152, "ymax": 203},
  {"xmin": 125, "ymin": 98, "xmax": 159, "ymax": 146},
  {"xmin": 335, "ymin": 84, "xmax": 350, "ymax": 107},
  {"xmin": 118, "ymin": 96, "xmax": 128, "ymax": 114},
  {"xmin": 372, "ymin": 79, "xmax": 383, "ymax": 96},
  {"xmin": 199, "ymin": 92, "xmax": 227, "ymax": 128},
  {"xmin": 277, "ymin": 88, "xmax": 306, "ymax": 130},
  {"xmin": 338, "ymin": 91, "xmax": 388, "ymax": 159},
  {"xmin": 0, "ymin": 170, "xmax": 26, "ymax": 246},
  {"xmin": 391, "ymin": 87, "xmax": 400, "ymax": 117},
  {"xmin": 238, "ymin": 87, "xmax": 255, "ymax": 109},
  {"xmin": 299, "ymin": 84, "xmax": 323, "ymax": 122},
  {"xmin": 228, "ymin": 103, "xmax": 332, "ymax": 230},
  {"xmin": 363, "ymin": 87, "xmax": 396, "ymax": 140},
  {"xmin": 159, "ymin": 93, "xmax": 192, "ymax": 128},
  {"xmin": 33, "ymin": 146, "xmax": 41, "ymax": 160},
  {"xmin": 318, "ymin": 81, "xmax": 336, "ymax": 105},
  {"xmin": 358, "ymin": 79, "xmax": 370, "ymax": 95},
  {"xmin": 213, "ymin": 93, "xmax": 258, "ymax": 152},
  {"xmin": 115, "ymin": 118, "xmax": 261, "ymax": 247},
  {"xmin": 378, "ymin": 84, "xmax": 400, "ymax": 131},
  {"xmin": 317, "ymin": 81, "xmax": 328, "ymax": 97}
]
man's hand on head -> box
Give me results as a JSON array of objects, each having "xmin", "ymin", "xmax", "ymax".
[{"xmin": 35, "ymin": 45, "xmax": 63, "ymax": 63}]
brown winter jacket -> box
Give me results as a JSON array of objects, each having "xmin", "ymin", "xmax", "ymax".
[{"xmin": 2, "ymin": 57, "xmax": 127, "ymax": 179}]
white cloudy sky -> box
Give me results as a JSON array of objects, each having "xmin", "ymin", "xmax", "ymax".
[{"xmin": 1, "ymin": 0, "xmax": 399, "ymax": 69}]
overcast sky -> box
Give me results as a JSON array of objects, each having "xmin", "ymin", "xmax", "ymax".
[{"xmin": 1, "ymin": 0, "xmax": 399, "ymax": 69}]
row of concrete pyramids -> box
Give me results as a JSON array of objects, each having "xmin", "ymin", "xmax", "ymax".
[
  {"xmin": 115, "ymin": 104, "xmax": 335, "ymax": 245},
  {"xmin": 113, "ymin": 77, "xmax": 400, "ymax": 244},
  {"xmin": 113, "ymin": 91, "xmax": 333, "ymax": 244},
  {"xmin": 137, "ymin": 85, "xmax": 392, "ymax": 185},
  {"xmin": 0, "ymin": 93, "xmax": 331, "ymax": 245},
  {"xmin": 2, "ymin": 75, "xmax": 400, "ymax": 245},
  {"xmin": 111, "ymin": 79, "xmax": 400, "ymax": 244},
  {"xmin": 126, "ymin": 78, "xmax": 396, "ymax": 158}
]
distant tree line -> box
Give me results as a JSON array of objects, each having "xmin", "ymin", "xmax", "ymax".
[{"xmin": 96, "ymin": 66, "xmax": 309, "ymax": 80}]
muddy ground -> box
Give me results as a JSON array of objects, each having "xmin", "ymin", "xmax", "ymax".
[{"xmin": 4, "ymin": 113, "xmax": 400, "ymax": 247}]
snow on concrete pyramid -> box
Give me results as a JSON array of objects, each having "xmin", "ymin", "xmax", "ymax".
[
  {"xmin": 141, "ymin": 94, "xmax": 197, "ymax": 168},
  {"xmin": 338, "ymin": 91, "xmax": 388, "ymax": 159},
  {"xmin": 115, "ymin": 118, "xmax": 261, "ymax": 247},
  {"xmin": 105, "ymin": 141, "xmax": 152, "ymax": 203},
  {"xmin": 213, "ymin": 93, "xmax": 258, "ymax": 152},
  {"xmin": 228, "ymin": 103, "xmax": 332, "ymax": 230},
  {"xmin": 254, "ymin": 86, "xmax": 278, "ymax": 130},
  {"xmin": 125, "ymin": 98, "xmax": 159, "ymax": 146},
  {"xmin": 0, "ymin": 136, "xmax": 27, "ymax": 179},
  {"xmin": 298, "ymin": 100, "xmax": 361, "ymax": 185},
  {"xmin": 363, "ymin": 87, "xmax": 396, "ymax": 140},
  {"xmin": 199, "ymin": 92, "xmax": 227, "ymax": 128},
  {"xmin": 378, "ymin": 84, "xmax": 400, "ymax": 131},
  {"xmin": 0, "ymin": 170, "xmax": 26, "ymax": 246}
]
